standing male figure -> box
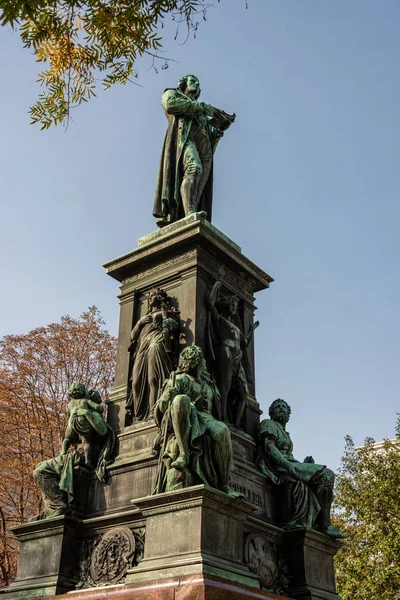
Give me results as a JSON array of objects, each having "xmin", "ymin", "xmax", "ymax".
[
  {"xmin": 208, "ymin": 279, "xmax": 259, "ymax": 428},
  {"xmin": 153, "ymin": 74, "xmax": 235, "ymax": 227}
]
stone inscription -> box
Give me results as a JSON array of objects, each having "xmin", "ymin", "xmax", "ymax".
[{"xmin": 230, "ymin": 481, "xmax": 264, "ymax": 507}]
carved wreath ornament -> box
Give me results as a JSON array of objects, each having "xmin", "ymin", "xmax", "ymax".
[
  {"xmin": 244, "ymin": 533, "xmax": 279, "ymax": 590},
  {"xmin": 90, "ymin": 527, "xmax": 135, "ymax": 585}
]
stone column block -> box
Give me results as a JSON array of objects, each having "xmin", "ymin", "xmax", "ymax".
[
  {"xmin": 4, "ymin": 516, "xmax": 81, "ymax": 598},
  {"xmin": 103, "ymin": 213, "xmax": 273, "ymax": 439},
  {"xmin": 126, "ymin": 484, "xmax": 259, "ymax": 588},
  {"xmin": 282, "ymin": 529, "xmax": 343, "ymax": 600}
]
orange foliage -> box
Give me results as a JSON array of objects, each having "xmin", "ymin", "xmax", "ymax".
[{"xmin": 0, "ymin": 307, "xmax": 116, "ymax": 587}]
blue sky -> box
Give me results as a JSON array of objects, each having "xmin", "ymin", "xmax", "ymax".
[{"xmin": 1, "ymin": 0, "xmax": 399, "ymax": 471}]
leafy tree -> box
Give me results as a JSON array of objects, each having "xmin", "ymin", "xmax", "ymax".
[
  {"xmin": 0, "ymin": 0, "xmax": 222, "ymax": 128},
  {"xmin": 0, "ymin": 307, "xmax": 116, "ymax": 586},
  {"xmin": 333, "ymin": 423, "xmax": 400, "ymax": 600}
]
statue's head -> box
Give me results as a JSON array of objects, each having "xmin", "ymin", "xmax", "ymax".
[
  {"xmin": 268, "ymin": 398, "xmax": 291, "ymax": 425},
  {"xmin": 177, "ymin": 74, "xmax": 201, "ymax": 99},
  {"xmin": 86, "ymin": 388, "xmax": 102, "ymax": 405},
  {"xmin": 68, "ymin": 382, "xmax": 86, "ymax": 399},
  {"xmin": 216, "ymin": 293, "xmax": 239, "ymax": 318},
  {"xmin": 147, "ymin": 287, "xmax": 168, "ymax": 311},
  {"xmin": 177, "ymin": 345, "xmax": 204, "ymax": 375},
  {"xmin": 227, "ymin": 294, "xmax": 239, "ymax": 316}
]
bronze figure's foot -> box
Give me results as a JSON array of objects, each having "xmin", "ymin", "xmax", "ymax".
[
  {"xmin": 197, "ymin": 210, "xmax": 207, "ymax": 219},
  {"xmin": 221, "ymin": 486, "xmax": 245, "ymax": 499},
  {"xmin": 324, "ymin": 525, "xmax": 347, "ymax": 539},
  {"xmin": 171, "ymin": 454, "xmax": 189, "ymax": 470}
]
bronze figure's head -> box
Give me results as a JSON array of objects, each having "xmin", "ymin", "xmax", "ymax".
[
  {"xmin": 177, "ymin": 74, "xmax": 201, "ymax": 99},
  {"xmin": 177, "ymin": 345, "xmax": 204, "ymax": 376},
  {"xmin": 268, "ymin": 398, "xmax": 291, "ymax": 425}
]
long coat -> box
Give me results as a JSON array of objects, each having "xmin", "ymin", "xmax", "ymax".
[{"xmin": 153, "ymin": 88, "xmax": 220, "ymax": 225}]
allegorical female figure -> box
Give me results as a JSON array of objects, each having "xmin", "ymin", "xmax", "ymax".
[
  {"xmin": 153, "ymin": 345, "xmax": 237, "ymax": 495},
  {"xmin": 126, "ymin": 288, "xmax": 180, "ymax": 422}
]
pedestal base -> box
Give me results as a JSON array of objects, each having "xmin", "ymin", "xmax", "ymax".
[
  {"xmin": 128, "ymin": 485, "xmax": 256, "ymax": 588},
  {"xmin": 3, "ymin": 575, "xmax": 292, "ymax": 600},
  {"xmin": 3, "ymin": 516, "xmax": 81, "ymax": 598}
]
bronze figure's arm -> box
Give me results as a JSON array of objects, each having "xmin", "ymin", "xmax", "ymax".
[
  {"xmin": 128, "ymin": 314, "xmax": 152, "ymax": 351},
  {"xmin": 244, "ymin": 320, "xmax": 260, "ymax": 347},
  {"xmin": 207, "ymin": 280, "xmax": 222, "ymax": 326},
  {"xmin": 162, "ymin": 89, "xmax": 227, "ymax": 121},
  {"xmin": 263, "ymin": 436, "xmax": 301, "ymax": 479}
]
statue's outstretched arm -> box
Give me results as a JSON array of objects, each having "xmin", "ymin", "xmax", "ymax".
[
  {"xmin": 162, "ymin": 90, "xmax": 204, "ymax": 117},
  {"xmin": 208, "ymin": 280, "xmax": 221, "ymax": 326},
  {"xmin": 162, "ymin": 90, "xmax": 225, "ymax": 121},
  {"xmin": 244, "ymin": 320, "xmax": 260, "ymax": 347}
]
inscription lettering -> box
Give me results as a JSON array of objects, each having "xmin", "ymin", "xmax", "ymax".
[{"xmin": 230, "ymin": 481, "xmax": 264, "ymax": 507}]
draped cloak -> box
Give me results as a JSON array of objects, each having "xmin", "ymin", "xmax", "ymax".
[
  {"xmin": 153, "ymin": 88, "xmax": 220, "ymax": 225},
  {"xmin": 258, "ymin": 419, "xmax": 334, "ymax": 529}
]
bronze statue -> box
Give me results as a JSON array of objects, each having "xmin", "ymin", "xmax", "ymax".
[
  {"xmin": 127, "ymin": 288, "xmax": 180, "ymax": 423},
  {"xmin": 208, "ymin": 279, "xmax": 259, "ymax": 428},
  {"xmin": 33, "ymin": 384, "xmax": 115, "ymax": 519},
  {"xmin": 258, "ymin": 399, "xmax": 345, "ymax": 538},
  {"xmin": 153, "ymin": 74, "xmax": 235, "ymax": 227},
  {"xmin": 62, "ymin": 384, "xmax": 108, "ymax": 469},
  {"xmin": 153, "ymin": 345, "xmax": 237, "ymax": 495}
]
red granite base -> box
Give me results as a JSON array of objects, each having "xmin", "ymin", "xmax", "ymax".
[{"xmin": 23, "ymin": 575, "xmax": 291, "ymax": 600}]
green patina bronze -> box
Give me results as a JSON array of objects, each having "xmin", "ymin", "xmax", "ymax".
[
  {"xmin": 153, "ymin": 74, "xmax": 235, "ymax": 227},
  {"xmin": 258, "ymin": 399, "xmax": 346, "ymax": 538},
  {"xmin": 33, "ymin": 383, "xmax": 116, "ymax": 519},
  {"xmin": 153, "ymin": 345, "xmax": 238, "ymax": 495},
  {"xmin": 127, "ymin": 287, "xmax": 180, "ymax": 424},
  {"xmin": 208, "ymin": 278, "xmax": 259, "ymax": 429}
]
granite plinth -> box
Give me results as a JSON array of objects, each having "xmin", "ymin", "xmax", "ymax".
[{"xmin": 3, "ymin": 575, "xmax": 292, "ymax": 600}]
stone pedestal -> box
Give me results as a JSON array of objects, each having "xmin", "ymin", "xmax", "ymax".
[
  {"xmin": 128, "ymin": 485, "xmax": 257, "ymax": 586},
  {"xmin": 103, "ymin": 213, "xmax": 273, "ymax": 437},
  {"xmin": 283, "ymin": 529, "xmax": 342, "ymax": 600},
  {"xmin": 3, "ymin": 215, "xmax": 343, "ymax": 600},
  {"xmin": 4, "ymin": 516, "xmax": 81, "ymax": 598}
]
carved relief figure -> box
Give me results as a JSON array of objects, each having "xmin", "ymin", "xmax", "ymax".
[
  {"xmin": 244, "ymin": 533, "xmax": 279, "ymax": 591},
  {"xmin": 90, "ymin": 527, "xmax": 136, "ymax": 585},
  {"xmin": 127, "ymin": 288, "xmax": 180, "ymax": 422},
  {"xmin": 208, "ymin": 279, "xmax": 259, "ymax": 428},
  {"xmin": 258, "ymin": 399, "xmax": 345, "ymax": 538},
  {"xmin": 153, "ymin": 74, "xmax": 235, "ymax": 227},
  {"xmin": 153, "ymin": 345, "xmax": 237, "ymax": 495},
  {"xmin": 33, "ymin": 384, "xmax": 116, "ymax": 519}
]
